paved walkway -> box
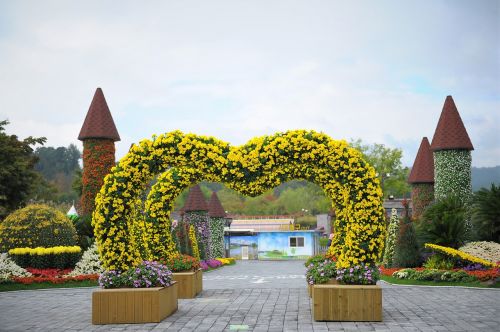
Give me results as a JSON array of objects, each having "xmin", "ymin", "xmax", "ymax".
[{"xmin": 0, "ymin": 261, "xmax": 499, "ymax": 331}]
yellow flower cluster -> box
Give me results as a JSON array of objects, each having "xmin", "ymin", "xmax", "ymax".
[
  {"xmin": 189, "ymin": 225, "xmax": 201, "ymax": 261},
  {"xmin": 9, "ymin": 246, "xmax": 81, "ymax": 256},
  {"xmin": 424, "ymin": 243, "xmax": 498, "ymax": 268},
  {"xmin": 215, "ymin": 257, "xmax": 235, "ymax": 265},
  {"xmin": 93, "ymin": 130, "xmax": 385, "ymax": 270}
]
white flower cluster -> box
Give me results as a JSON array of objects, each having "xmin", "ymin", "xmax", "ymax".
[
  {"xmin": 209, "ymin": 217, "xmax": 225, "ymax": 258},
  {"xmin": 434, "ymin": 150, "xmax": 472, "ymax": 203},
  {"xmin": 459, "ymin": 241, "xmax": 500, "ymax": 264},
  {"xmin": 67, "ymin": 243, "xmax": 104, "ymax": 276},
  {"xmin": 0, "ymin": 253, "xmax": 32, "ymax": 281},
  {"xmin": 383, "ymin": 209, "xmax": 400, "ymax": 267}
]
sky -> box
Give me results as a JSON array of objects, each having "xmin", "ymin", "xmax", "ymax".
[{"xmin": 0, "ymin": 0, "xmax": 499, "ymax": 167}]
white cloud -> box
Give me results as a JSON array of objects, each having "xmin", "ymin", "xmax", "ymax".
[{"xmin": 0, "ymin": 0, "xmax": 498, "ymax": 168}]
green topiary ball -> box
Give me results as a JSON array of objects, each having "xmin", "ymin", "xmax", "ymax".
[{"xmin": 0, "ymin": 204, "xmax": 78, "ymax": 252}]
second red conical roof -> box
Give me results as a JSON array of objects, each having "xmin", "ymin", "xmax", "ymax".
[
  {"xmin": 208, "ymin": 192, "xmax": 226, "ymax": 218},
  {"xmin": 78, "ymin": 88, "xmax": 120, "ymax": 141},
  {"xmin": 431, "ymin": 96, "xmax": 473, "ymax": 151},
  {"xmin": 183, "ymin": 184, "xmax": 208, "ymax": 212},
  {"xmin": 408, "ymin": 137, "xmax": 434, "ymax": 184}
]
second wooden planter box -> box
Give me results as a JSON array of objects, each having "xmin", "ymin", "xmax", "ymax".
[
  {"xmin": 312, "ymin": 284, "xmax": 382, "ymax": 322},
  {"xmin": 92, "ymin": 282, "xmax": 178, "ymax": 324},
  {"xmin": 172, "ymin": 269, "xmax": 203, "ymax": 299}
]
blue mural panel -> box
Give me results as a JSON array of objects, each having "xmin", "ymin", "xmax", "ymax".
[{"xmin": 258, "ymin": 232, "xmax": 314, "ymax": 260}]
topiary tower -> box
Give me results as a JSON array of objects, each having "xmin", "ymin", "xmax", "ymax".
[
  {"xmin": 208, "ymin": 191, "xmax": 227, "ymax": 258},
  {"xmin": 408, "ymin": 137, "xmax": 434, "ymax": 219},
  {"xmin": 383, "ymin": 208, "xmax": 400, "ymax": 267},
  {"xmin": 182, "ymin": 184, "xmax": 212, "ymax": 260},
  {"xmin": 78, "ymin": 88, "xmax": 120, "ymax": 217},
  {"xmin": 430, "ymin": 96, "xmax": 473, "ymax": 203},
  {"xmin": 0, "ymin": 204, "xmax": 78, "ymax": 252}
]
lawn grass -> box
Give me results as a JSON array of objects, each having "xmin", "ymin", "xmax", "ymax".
[
  {"xmin": 0, "ymin": 280, "xmax": 98, "ymax": 292},
  {"xmin": 381, "ymin": 275, "xmax": 498, "ymax": 288}
]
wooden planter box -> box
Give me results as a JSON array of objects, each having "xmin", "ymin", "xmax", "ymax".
[
  {"xmin": 172, "ymin": 269, "xmax": 203, "ymax": 299},
  {"xmin": 308, "ymin": 279, "xmax": 338, "ymax": 298},
  {"xmin": 312, "ymin": 284, "xmax": 382, "ymax": 322},
  {"xmin": 92, "ymin": 282, "xmax": 178, "ymax": 324}
]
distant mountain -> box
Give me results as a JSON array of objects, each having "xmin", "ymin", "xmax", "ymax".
[{"xmin": 472, "ymin": 166, "xmax": 500, "ymax": 191}]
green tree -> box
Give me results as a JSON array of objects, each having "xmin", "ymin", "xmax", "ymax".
[
  {"xmin": 417, "ymin": 196, "xmax": 468, "ymax": 248},
  {"xmin": 0, "ymin": 120, "xmax": 46, "ymax": 219},
  {"xmin": 393, "ymin": 201, "xmax": 421, "ymax": 267},
  {"xmin": 34, "ymin": 144, "xmax": 81, "ymax": 202},
  {"xmin": 471, "ymin": 184, "xmax": 500, "ymax": 242},
  {"xmin": 349, "ymin": 139, "xmax": 411, "ymax": 198}
]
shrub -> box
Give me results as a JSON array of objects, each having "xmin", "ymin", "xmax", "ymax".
[
  {"xmin": 99, "ymin": 261, "xmax": 173, "ymax": 289},
  {"xmin": 160, "ymin": 254, "xmax": 200, "ymax": 272},
  {"xmin": 471, "ymin": 184, "xmax": 500, "ymax": 242},
  {"xmin": 417, "ymin": 196, "xmax": 468, "ymax": 248},
  {"xmin": 8, "ymin": 246, "xmax": 81, "ymax": 269},
  {"xmin": 67, "ymin": 242, "xmax": 103, "ymax": 276},
  {"xmin": 440, "ymin": 270, "xmax": 477, "ymax": 283},
  {"xmin": 335, "ymin": 263, "xmax": 380, "ymax": 285},
  {"xmin": 392, "ymin": 268, "xmax": 419, "ymax": 279},
  {"xmin": 0, "ymin": 204, "xmax": 78, "ymax": 252},
  {"xmin": 393, "ymin": 205, "xmax": 421, "ymax": 268},
  {"xmin": 423, "ymin": 254, "xmax": 455, "ymax": 270},
  {"xmin": 305, "ymin": 258, "xmax": 336, "ymax": 285},
  {"xmin": 0, "ymin": 253, "xmax": 32, "ymax": 282},
  {"xmin": 414, "ymin": 269, "xmax": 445, "ymax": 281}
]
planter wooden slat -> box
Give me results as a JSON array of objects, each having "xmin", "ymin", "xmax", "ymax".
[
  {"xmin": 173, "ymin": 269, "xmax": 203, "ymax": 299},
  {"xmin": 92, "ymin": 282, "xmax": 178, "ymax": 324},
  {"xmin": 312, "ymin": 284, "xmax": 382, "ymax": 322}
]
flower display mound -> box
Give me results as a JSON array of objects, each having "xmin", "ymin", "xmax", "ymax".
[
  {"xmin": 0, "ymin": 204, "xmax": 78, "ymax": 252},
  {"xmin": 424, "ymin": 243, "xmax": 498, "ymax": 268},
  {"xmin": 93, "ymin": 130, "xmax": 386, "ymax": 271}
]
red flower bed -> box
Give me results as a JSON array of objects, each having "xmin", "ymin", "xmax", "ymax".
[
  {"xmin": 26, "ymin": 268, "xmax": 72, "ymax": 278},
  {"xmin": 379, "ymin": 266, "xmax": 425, "ymax": 277},
  {"xmin": 13, "ymin": 274, "xmax": 99, "ymax": 285},
  {"xmin": 464, "ymin": 268, "xmax": 500, "ymax": 282}
]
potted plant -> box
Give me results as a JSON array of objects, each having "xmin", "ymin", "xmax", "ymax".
[
  {"xmin": 160, "ymin": 254, "xmax": 202, "ymax": 299},
  {"xmin": 92, "ymin": 261, "xmax": 177, "ymax": 324},
  {"xmin": 311, "ymin": 263, "xmax": 382, "ymax": 322},
  {"xmin": 305, "ymin": 255, "xmax": 337, "ymax": 297}
]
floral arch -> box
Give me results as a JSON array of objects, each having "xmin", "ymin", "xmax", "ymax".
[{"xmin": 93, "ymin": 130, "xmax": 386, "ymax": 271}]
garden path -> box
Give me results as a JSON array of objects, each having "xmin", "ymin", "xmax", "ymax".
[{"xmin": 0, "ymin": 260, "xmax": 499, "ymax": 331}]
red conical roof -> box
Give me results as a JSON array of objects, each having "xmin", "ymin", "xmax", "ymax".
[
  {"xmin": 408, "ymin": 137, "xmax": 434, "ymax": 184},
  {"xmin": 430, "ymin": 96, "xmax": 473, "ymax": 151},
  {"xmin": 208, "ymin": 192, "xmax": 226, "ymax": 218},
  {"xmin": 183, "ymin": 184, "xmax": 208, "ymax": 212},
  {"xmin": 78, "ymin": 88, "xmax": 120, "ymax": 141}
]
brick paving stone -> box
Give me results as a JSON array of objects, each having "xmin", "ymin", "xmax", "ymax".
[{"xmin": 1, "ymin": 261, "xmax": 500, "ymax": 331}]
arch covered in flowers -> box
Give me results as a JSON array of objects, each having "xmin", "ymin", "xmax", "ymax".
[{"xmin": 93, "ymin": 130, "xmax": 386, "ymax": 271}]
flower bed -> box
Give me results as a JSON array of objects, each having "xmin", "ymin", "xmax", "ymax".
[{"xmin": 424, "ymin": 243, "xmax": 497, "ymax": 268}]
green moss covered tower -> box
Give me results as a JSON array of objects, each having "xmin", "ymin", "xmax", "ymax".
[{"xmin": 430, "ymin": 96, "xmax": 474, "ymax": 203}]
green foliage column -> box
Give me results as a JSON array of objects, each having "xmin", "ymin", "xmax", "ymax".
[
  {"xmin": 184, "ymin": 211, "xmax": 212, "ymax": 260},
  {"xmin": 209, "ymin": 217, "xmax": 226, "ymax": 258},
  {"xmin": 411, "ymin": 184, "xmax": 434, "ymax": 219},
  {"xmin": 434, "ymin": 150, "xmax": 472, "ymax": 203},
  {"xmin": 383, "ymin": 209, "xmax": 400, "ymax": 267}
]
